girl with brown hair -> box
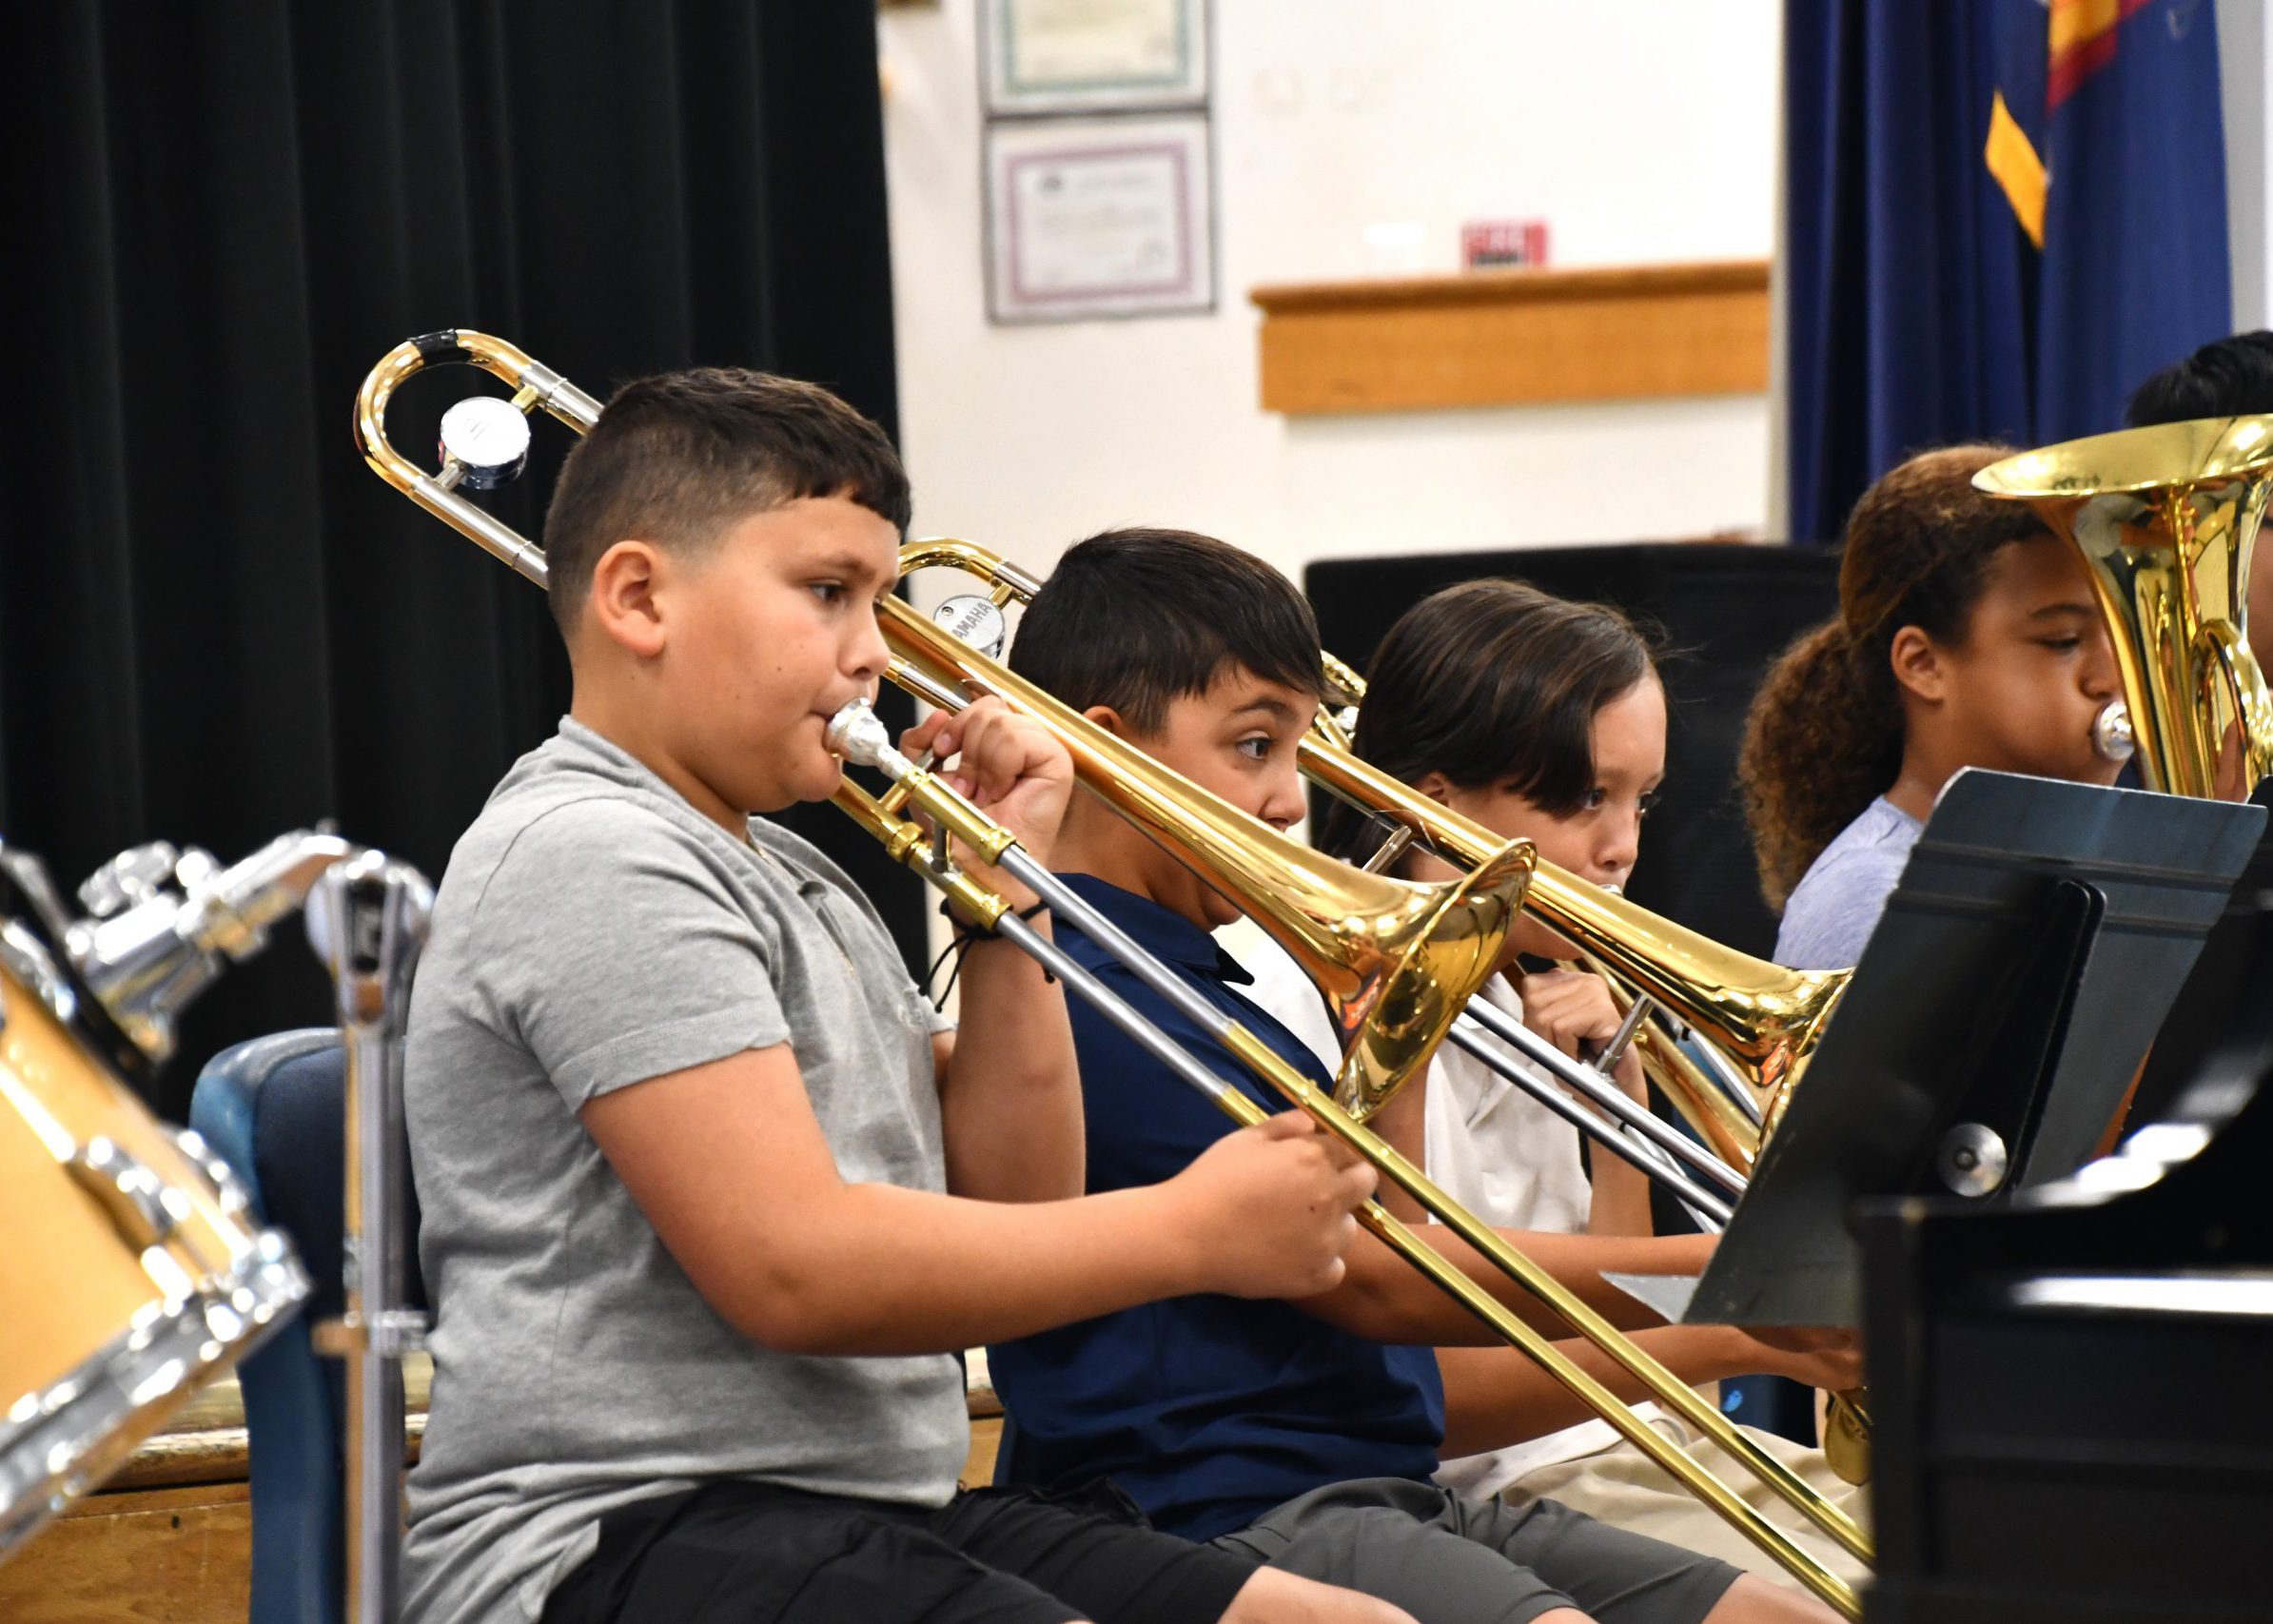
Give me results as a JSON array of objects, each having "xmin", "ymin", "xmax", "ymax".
[
  {"xmin": 1312, "ymin": 579, "xmax": 1669, "ymax": 1242},
  {"xmin": 1739, "ymin": 445, "xmax": 2125, "ymax": 970},
  {"xmin": 1237, "ymin": 577, "xmax": 1868, "ymax": 1593}
]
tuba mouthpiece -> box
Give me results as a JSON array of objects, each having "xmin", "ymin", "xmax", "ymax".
[{"xmin": 2093, "ymin": 699, "xmax": 2136, "ymax": 764}]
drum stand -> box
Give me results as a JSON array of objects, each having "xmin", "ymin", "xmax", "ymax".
[{"xmin": 307, "ymin": 856, "xmax": 433, "ymax": 1624}]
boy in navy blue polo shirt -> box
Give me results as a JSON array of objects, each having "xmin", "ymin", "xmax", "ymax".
[{"xmin": 986, "ymin": 530, "xmax": 1845, "ymax": 1624}]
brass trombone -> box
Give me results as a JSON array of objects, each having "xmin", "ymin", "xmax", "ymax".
[
  {"xmin": 889, "ymin": 584, "xmax": 1756, "ymax": 1274},
  {"xmin": 1311, "ymin": 587, "xmax": 1881, "ymax": 1481},
  {"xmin": 1309, "ymin": 659, "xmax": 1843, "ymax": 1155},
  {"xmin": 1333, "ymin": 645, "xmax": 1759, "ymax": 1166},
  {"xmin": 907, "ymin": 538, "xmax": 1874, "ymax": 1482},
  {"xmin": 894, "ymin": 572, "xmax": 1750, "ymax": 1227},
  {"xmin": 358, "ymin": 346, "xmax": 1529, "ymax": 1118},
  {"xmin": 911, "ymin": 538, "xmax": 1845, "ymax": 1149},
  {"xmin": 824, "ymin": 551, "xmax": 1741, "ymax": 1221},
  {"xmin": 355, "ymin": 330, "xmax": 1874, "ymax": 1613}
]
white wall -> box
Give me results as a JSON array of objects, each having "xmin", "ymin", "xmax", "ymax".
[
  {"xmin": 878, "ymin": 0, "xmax": 1783, "ymax": 598},
  {"xmin": 2220, "ymin": 0, "xmax": 2273, "ymax": 330}
]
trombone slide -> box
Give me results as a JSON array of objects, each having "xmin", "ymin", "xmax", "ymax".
[{"xmin": 843, "ymin": 724, "xmax": 1867, "ymax": 1619}]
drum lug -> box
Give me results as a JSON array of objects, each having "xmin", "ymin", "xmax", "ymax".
[
  {"xmin": 169, "ymin": 1126, "xmax": 253, "ymax": 1218},
  {"xmin": 65, "ymin": 1136, "xmax": 183, "ymax": 1248},
  {"xmin": 76, "ymin": 843, "xmax": 180, "ymax": 920}
]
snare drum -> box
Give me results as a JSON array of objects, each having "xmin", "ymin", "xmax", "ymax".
[{"xmin": 0, "ymin": 926, "xmax": 307, "ymax": 1559}]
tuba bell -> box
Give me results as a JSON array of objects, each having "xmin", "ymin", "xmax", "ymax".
[{"xmin": 1976, "ymin": 416, "xmax": 2273, "ymax": 800}]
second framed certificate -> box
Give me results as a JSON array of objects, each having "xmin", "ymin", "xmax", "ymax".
[{"xmin": 984, "ymin": 112, "xmax": 1216, "ymax": 323}]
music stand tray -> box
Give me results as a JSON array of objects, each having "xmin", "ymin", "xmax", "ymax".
[{"xmin": 1687, "ymin": 769, "xmax": 2264, "ymax": 1328}]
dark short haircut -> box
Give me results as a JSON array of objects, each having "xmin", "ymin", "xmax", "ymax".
[
  {"xmin": 1317, "ymin": 580, "xmax": 1659, "ymax": 863},
  {"xmin": 2126, "ymin": 330, "xmax": 2273, "ymax": 426},
  {"xmin": 1008, "ymin": 528, "xmax": 1325, "ymax": 731},
  {"xmin": 540, "ymin": 367, "xmax": 911, "ymax": 633}
]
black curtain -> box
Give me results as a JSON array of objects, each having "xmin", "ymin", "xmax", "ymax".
[{"xmin": 0, "ymin": 2, "xmax": 912, "ymax": 1115}]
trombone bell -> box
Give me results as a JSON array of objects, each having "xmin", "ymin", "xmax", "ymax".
[
  {"xmin": 1296, "ymin": 730, "xmax": 1846, "ymax": 1137},
  {"xmin": 880, "ymin": 597, "xmax": 1539, "ymax": 1120}
]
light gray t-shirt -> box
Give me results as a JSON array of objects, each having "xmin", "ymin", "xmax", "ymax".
[
  {"xmin": 402, "ymin": 719, "xmax": 962, "ymax": 1624},
  {"xmin": 1772, "ymin": 795, "xmax": 1924, "ymax": 970}
]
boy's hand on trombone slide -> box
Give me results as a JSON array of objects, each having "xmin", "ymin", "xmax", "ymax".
[
  {"xmin": 1165, "ymin": 1112, "xmax": 1379, "ymax": 1301},
  {"xmin": 902, "ymin": 698, "xmax": 1075, "ymax": 901}
]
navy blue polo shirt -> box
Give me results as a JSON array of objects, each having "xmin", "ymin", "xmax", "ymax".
[{"xmin": 987, "ymin": 873, "xmax": 1445, "ymax": 1541}]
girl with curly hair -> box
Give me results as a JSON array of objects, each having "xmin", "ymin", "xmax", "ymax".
[{"xmin": 1739, "ymin": 444, "xmax": 2125, "ymax": 970}]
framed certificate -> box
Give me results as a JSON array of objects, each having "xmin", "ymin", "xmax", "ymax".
[
  {"xmin": 985, "ymin": 113, "xmax": 1215, "ymax": 323},
  {"xmin": 982, "ymin": 0, "xmax": 1209, "ymax": 115}
]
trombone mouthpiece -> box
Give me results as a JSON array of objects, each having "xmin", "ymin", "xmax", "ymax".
[
  {"xmin": 2093, "ymin": 699, "xmax": 2136, "ymax": 764},
  {"xmin": 826, "ymin": 701, "xmax": 895, "ymax": 769}
]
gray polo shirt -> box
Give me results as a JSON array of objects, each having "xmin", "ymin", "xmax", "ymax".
[
  {"xmin": 402, "ymin": 719, "xmax": 962, "ymax": 1624},
  {"xmin": 1773, "ymin": 795, "xmax": 1924, "ymax": 970}
]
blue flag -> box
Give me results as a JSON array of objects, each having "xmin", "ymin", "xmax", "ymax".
[
  {"xmin": 1784, "ymin": 0, "xmax": 2231, "ymax": 542},
  {"xmin": 2029, "ymin": 0, "xmax": 2231, "ymax": 442}
]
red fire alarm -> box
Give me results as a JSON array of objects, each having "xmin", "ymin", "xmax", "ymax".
[{"xmin": 1461, "ymin": 220, "xmax": 1549, "ymax": 271}]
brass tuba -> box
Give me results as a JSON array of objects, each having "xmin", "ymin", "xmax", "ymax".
[{"xmin": 1976, "ymin": 416, "xmax": 2273, "ymax": 800}]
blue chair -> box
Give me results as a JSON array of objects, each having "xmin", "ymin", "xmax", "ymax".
[{"xmin": 190, "ymin": 1030, "xmax": 427, "ymax": 1624}]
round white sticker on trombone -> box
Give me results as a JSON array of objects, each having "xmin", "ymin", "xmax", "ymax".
[
  {"xmin": 438, "ymin": 397, "xmax": 533, "ymax": 488},
  {"xmin": 933, "ymin": 595, "xmax": 1009, "ymax": 658}
]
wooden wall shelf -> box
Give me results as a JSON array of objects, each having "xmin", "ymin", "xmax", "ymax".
[{"xmin": 1250, "ymin": 260, "xmax": 1770, "ymax": 416}]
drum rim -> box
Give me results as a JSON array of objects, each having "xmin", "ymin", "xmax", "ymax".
[
  {"xmin": 0, "ymin": 851, "xmax": 159, "ymax": 1088},
  {"xmin": 0, "ymin": 1223, "xmax": 309, "ymax": 1558}
]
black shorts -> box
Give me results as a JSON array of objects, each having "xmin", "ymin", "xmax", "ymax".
[{"xmin": 540, "ymin": 1477, "xmax": 1261, "ymax": 1624}]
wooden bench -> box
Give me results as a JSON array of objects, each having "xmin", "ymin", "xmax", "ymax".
[{"xmin": 0, "ymin": 1355, "xmax": 1006, "ymax": 1622}]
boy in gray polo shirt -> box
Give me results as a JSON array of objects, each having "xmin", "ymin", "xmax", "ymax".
[{"xmin": 402, "ymin": 369, "xmax": 1397, "ymax": 1624}]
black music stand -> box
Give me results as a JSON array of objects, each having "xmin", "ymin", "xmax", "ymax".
[
  {"xmin": 2125, "ymin": 775, "xmax": 2273, "ymax": 1125},
  {"xmin": 1686, "ymin": 769, "xmax": 2264, "ymax": 1328}
]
